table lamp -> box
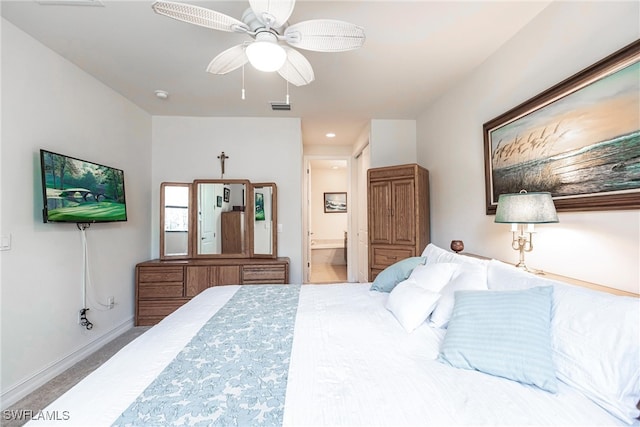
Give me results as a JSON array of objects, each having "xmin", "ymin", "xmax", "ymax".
[{"xmin": 494, "ymin": 190, "xmax": 558, "ymax": 272}]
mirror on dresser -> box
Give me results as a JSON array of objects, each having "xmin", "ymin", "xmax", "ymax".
[
  {"xmin": 252, "ymin": 183, "xmax": 277, "ymax": 258},
  {"xmin": 159, "ymin": 179, "xmax": 278, "ymax": 260},
  {"xmin": 160, "ymin": 182, "xmax": 192, "ymax": 260},
  {"xmin": 193, "ymin": 179, "xmax": 252, "ymax": 258}
]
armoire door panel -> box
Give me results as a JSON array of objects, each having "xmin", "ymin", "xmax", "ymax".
[
  {"xmin": 368, "ymin": 181, "xmax": 392, "ymax": 244},
  {"xmin": 392, "ymin": 179, "xmax": 416, "ymax": 245}
]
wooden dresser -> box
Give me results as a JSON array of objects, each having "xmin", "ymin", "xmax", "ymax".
[
  {"xmin": 136, "ymin": 257, "xmax": 290, "ymax": 326},
  {"xmin": 368, "ymin": 164, "xmax": 430, "ymax": 281}
]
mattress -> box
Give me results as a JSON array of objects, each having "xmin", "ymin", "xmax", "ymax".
[{"xmin": 26, "ymin": 283, "xmax": 633, "ymax": 426}]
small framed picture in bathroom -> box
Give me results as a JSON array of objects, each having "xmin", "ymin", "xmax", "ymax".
[{"xmin": 324, "ymin": 192, "xmax": 347, "ymax": 213}]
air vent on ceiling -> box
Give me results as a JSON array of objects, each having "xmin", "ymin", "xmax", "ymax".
[
  {"xmin": 37, "ymin": 0, "xmax": 104, "ymax": 6},
  {"xmin": 270, "ymin": 102, "xmax": 291, "ymax": 111}
]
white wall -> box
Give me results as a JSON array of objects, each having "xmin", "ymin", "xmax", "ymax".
[
  {"xmin": 370, "ymin": 119, "xmax": 417, "ymax": 168},
  {"xmin": 417, "ymin": 1, "xmax": 640, "ymax": 293},
  {"xmin": 151, "ymin": 116, "xmax": 303, "ymax": 282},
  {"xmin": 1, "ymin": 19, "xmax": 152, "ymax": 406}
]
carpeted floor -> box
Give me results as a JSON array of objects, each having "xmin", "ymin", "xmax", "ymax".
[{"xmin": 2, "ymin": 326, "xmax": 150, "ymax": 427}]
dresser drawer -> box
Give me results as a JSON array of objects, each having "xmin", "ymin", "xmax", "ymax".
[
  {"xmin": 242, "ymin": 265, "xmax": 287, "ymax": 284},
  {"xmin": 371, "ymin": 246, "xmax": 415, "ymax": 269},
  {"xmin": 138, "ymin": 266, "xmax": 184, "ymax": 283},
  {"xmin": 137, "ymin": 299, "xmax": 189, "ymax": 319},
  {"xmin": 138, "ymin": 282, "xmax": 184, "ymax": 299}
]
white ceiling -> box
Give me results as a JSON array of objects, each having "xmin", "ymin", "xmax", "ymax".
[{"xmin": 1, "ymin": 0, "xmax": 551, "ymax": 146}]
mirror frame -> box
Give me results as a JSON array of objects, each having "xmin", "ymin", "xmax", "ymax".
[
  {"xmin": 192, "ymin": 179, "xmax": 253, "ymax": 259},
  {"xmin": 159, "ymin": 182, "xmax": 193, "ymax": 260},
  {"xmin": 251, "ymin": 182, "xmax": 277, "ymax": 259}
]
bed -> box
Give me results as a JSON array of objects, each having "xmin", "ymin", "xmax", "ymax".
[{"xmin": 27, "ymin": 244, "xmax": 639, "ymax": 426}]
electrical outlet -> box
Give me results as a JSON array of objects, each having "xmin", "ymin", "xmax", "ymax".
[{"xmin": 108, "ymin": 296, "xmax": 115, "ymax": 309}]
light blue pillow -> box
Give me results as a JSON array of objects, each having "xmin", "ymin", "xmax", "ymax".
[
  {"xmin": 438, "ymin": 286, "xmax": 558, "ymax": 393},
  {"xmin": 370, "ymin": 256, "xmax": 426, "ymax": 292}
]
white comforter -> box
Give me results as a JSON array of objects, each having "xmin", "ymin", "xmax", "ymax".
[{"xmin": 28, "ymin": 284, "xmax": 632, "ymax": 426}]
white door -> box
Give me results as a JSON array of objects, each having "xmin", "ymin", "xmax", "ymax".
[
  {"xmin": 198, "ymin": 183, "xmax": 218, "ymax": 254},
  {"xmin": 357, "ymin": 144, "xmax": 370, "ymax": 282}
]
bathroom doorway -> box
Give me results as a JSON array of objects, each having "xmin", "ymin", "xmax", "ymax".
[{"xmin": 303, "ymin": 157, "xmax": 350, "ymax": 283}]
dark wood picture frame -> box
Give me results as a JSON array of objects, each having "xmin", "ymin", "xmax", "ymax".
[
  {"xmin": 324, "ymin": 192, "xmax": 347, "ymax": 213},
  {"xmin": 483, "ymin": 39, "xmax": 640, "ymax": 214},
  {"xmin": 223, "ymin": 187, "xmax": 230, "ymax": 203}
]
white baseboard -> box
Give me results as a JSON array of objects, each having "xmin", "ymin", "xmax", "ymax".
[{"xmin": 1, "ymin": 316, "xmax": 134, "ymax": 410}]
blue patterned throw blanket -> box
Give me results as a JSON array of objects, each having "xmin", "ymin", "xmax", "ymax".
[{"xmin": 113, "ymin": 285, "xmax": 301, "ymax": 427}]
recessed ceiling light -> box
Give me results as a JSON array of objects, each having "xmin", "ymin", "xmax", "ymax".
[
  {"xmin": 155, "ymin": 90, "xmax": 169, "ymax": 100},
  {"xmin": 326, "ymin": 132, "xmax": 336, "ymax": 138}
]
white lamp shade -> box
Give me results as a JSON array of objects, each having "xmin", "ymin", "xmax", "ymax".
[
  {"xmin": 494, "ymin": 191, "xmax": 558, "ymax": 224},
  {"xmin": 246, "ymin": 33, "xmax": 287, "ymax": 72}
]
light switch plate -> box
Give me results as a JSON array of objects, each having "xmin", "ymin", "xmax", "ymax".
[
  {"xmin": 1, "ymin": 234, "xmax": 11, "ymax": 251},
  {"xmin": 277, "ymin": 224, "xmax": 283, "ymax": 233}
]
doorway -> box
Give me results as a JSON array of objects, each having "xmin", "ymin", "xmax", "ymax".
[{"xmin": 303, "ymin": 157, "xmax": 350, "ymax": 283}]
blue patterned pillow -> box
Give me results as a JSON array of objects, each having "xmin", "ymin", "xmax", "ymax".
[
  {"xmin": 438, "ymin": 286, "xmax": 558, "ymax": 393},
  {"xmin": 370, "ymin": 257, "xmax": 426, "ymax": 292}
]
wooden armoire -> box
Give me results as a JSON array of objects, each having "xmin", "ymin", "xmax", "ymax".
[{"xmin": 367, "ymin": 163, "xmax": 430, "ymax": 281}]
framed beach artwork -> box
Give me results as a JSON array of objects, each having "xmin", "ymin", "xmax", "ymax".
[
  {"xmin": 324, "ymin": 192, "xmax": 347, "ymax": 213},
  {"xmin": 484, "ymin": 40, "xmax": 640, "ymax": 214}
]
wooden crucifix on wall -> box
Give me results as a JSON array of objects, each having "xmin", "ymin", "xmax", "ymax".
[{"xmin": 217, "ymin": 151, "xmax": 229, "ymax": 178}]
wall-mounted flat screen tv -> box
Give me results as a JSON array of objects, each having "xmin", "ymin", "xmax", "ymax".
[{"xmin": 40, "ymin": 149, "xmax": 128, "ymax": 223}]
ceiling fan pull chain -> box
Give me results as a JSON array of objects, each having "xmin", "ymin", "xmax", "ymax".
[
  {"xmin": 286, "ymin": 76, "xmax": 290, "ymax": 105},
  {"xmin": 241, "ymin": 64, "xmax": 246, "ymax": 100}
]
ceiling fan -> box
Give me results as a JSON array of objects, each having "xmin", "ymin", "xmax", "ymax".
[{"xmin": 151, "ymin": 0, "xmax": 366, "ymax": 86}]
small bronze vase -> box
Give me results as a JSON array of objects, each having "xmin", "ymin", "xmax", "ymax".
[{"xmin": 450, "ymin": 240, "xmax": 464, "ymax": 253}]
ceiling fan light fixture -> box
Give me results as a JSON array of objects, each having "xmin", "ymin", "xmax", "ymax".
[
  {"xmin": 246, "ymin": 33, "xmax": 287, "ymax": 72},
  {"xmin": 152, "ymin": 1, "xmax": 365, "ymax": 86}
]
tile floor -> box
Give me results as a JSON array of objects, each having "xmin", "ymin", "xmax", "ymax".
[{"xmin": 308, "ymin": 263, "xmax": 348, "ymax": 284}]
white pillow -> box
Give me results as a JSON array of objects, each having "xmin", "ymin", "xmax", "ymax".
[
  {"xmin": 386, "ymin": 280, "xmax": 441, "ymax": 332},
  {"xmin": 385, "ymin": 263, "xmax": 458, "ymax": 332},
  {"xmin": 551, "ymin": 283, "xmax": 640, "ymax": 423},
  {"xmin": 430, "ymin": 263, "xmax": 488, "ymax": 328},
  {"xmin": 421, "ymin": 243, "xmax": 489, "ymax": 267},
  {"xmin": 487, "ymin": 259, "xmax": 557, "ymax": 291},
  {"xmin": 406, "ymin": 262, "xmax": 459, "ymax": 292},
  {"xmin": 488, "ymin": 259, "xmax": 640, "ymax": 423}
]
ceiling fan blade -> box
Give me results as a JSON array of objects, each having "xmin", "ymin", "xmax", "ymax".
[
  {"xmin": 206, "ymin": 44, "xmax": 248, "ymax": 74},
  {"xmin": 284, "ymin": 19, "xmax": 365, "ymax": 52},
  {"xmin": 152, "ymin": 1, "xmax": 249, "ymax": 33},
  {"xmin": 277, "ymin": 46, "xmax": 314, "ymax": 86},
  {"xmin": 248, "ymin": 0, "xmax": 295, "ymax": 29}
]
